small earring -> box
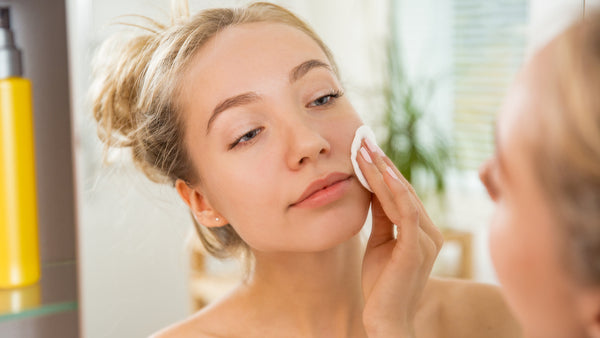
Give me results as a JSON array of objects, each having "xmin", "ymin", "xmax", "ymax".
[{"xmin": 215, "ymin": 217, "xmax": 220, "ymax": 222}]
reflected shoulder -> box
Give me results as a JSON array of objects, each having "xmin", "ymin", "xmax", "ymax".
[{"xmin": 422, "ymin": 277, "xmax": 523, "ymax": 338}]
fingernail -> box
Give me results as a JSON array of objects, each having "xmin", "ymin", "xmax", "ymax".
[
  {"xmin": 360, "ymin": 147, "xmax": 372, "ymax": 163},
  {"xmin": 386, "ymin": 166, "xmax": 399, "ymax": 180},
  {"xmin": 364, "ymin": 137, "xmax": 384, "ymax": 156}
]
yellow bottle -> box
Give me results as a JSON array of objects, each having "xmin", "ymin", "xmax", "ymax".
[{"xmin": 0, "ymin": 7, "xmax": 40, "ymax": 288}]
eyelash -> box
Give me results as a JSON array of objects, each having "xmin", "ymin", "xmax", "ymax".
[
  {"xmin": 228, "ymin": 90, "xmax": 344, "ymax": 149},
  {"xmin": 229, "ymin": 127, "xmax": 264, "ymax": 150},
  {"xmin": 307, "ymin": 89, "xmax": 343, "ymax": 108}
]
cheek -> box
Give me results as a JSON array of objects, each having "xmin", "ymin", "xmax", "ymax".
[
  {"xmin": 489, "ymin": 202, "xmax": 524, "ymax": 290},
  {"xmin": 489, "ymin": 200, "xmax": 545, "ymax": 317},
  {"xmin": 202, "ymin": 148, "xmax": 292, "ymax": 249},
  {"xmin": 327, "ymin": 106, "xmax": 364, "ymax": 152},
  {"xmin": 489, "ymin": 200, "xmax": 582, "ymax": 336},
  {"xmin": 208, "ymin": 152, "xmax": 282, "ymax": 219}
]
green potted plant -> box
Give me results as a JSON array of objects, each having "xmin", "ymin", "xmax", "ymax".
[{"xmin": 380, "ymin": 37, "xmax": 451, "ymax": 198}]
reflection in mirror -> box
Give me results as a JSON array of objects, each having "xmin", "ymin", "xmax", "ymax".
[{"xmin": 65, "ymin": 0, "xmax": 570, "ymax": 337}]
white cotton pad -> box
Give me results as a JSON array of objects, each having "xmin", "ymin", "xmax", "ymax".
[{"xmin": 350, "ymin": 125, "xmax": 377, "ymax": 192}]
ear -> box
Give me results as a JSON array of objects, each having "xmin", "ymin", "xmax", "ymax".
[
  {"xmin": 577, "ymin": 287, "xmax": 600, "ymax": 338},
  {"xmin": 175, "ymin": 179, "xmax": 227, "ymax": 228}
]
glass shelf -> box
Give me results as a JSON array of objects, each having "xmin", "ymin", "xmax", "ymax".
[{"xmin": 0, "ymin": 262, "xmax": 78, "ymax": 322}]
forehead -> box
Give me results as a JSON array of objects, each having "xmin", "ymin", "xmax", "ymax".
[
  {"xmin": 497, "ymin": 73, "xmax": 533, "ymax": 146},
  {"xmin": 180, "ymin": 22, "xmax": 330, "ymax": 98},
  {"xmin": 497, "ymin": 49, "xmax": 556, "ymax": 155},
  {"xmin": 495, "ymin": 46, "xmax": 562, "ymax": 191}
]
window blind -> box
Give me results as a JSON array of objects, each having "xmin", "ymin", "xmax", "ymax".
[{"xmin": 453, "ymin": 0, "xmax": 528, "ymax": 170}]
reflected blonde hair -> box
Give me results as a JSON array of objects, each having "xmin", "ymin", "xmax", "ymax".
[
  {"xmin": 90, "ymin": 1, "xmax": 339, "ymax": 260},
  {"xmin": 535, "ymin": 11, "xmax": 600, "ymax": 284}
]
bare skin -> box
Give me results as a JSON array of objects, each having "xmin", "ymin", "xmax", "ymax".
[
  {"xmin": 152, "ymin": 22, "xmax": 520, "ymax": 338},
  {"xmin": 153, "ymin": 278, "xmax": 518, "ymax": 338}
]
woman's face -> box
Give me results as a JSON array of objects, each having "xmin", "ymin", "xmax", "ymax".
[
  {"xmin": 480, "ymin": 51, "xmax": 587, "ymax": 337},
  {"xmin": 178, "ymin": 22, "xmax": 371, "ymax": 253}
]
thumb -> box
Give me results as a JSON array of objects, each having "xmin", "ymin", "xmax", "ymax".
[{"xmin": 368, "ymin": 196, "xmax": 395, "ymax": 248}]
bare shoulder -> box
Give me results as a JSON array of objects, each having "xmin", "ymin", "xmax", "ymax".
[
  {"xmin": 149, "ymin": 288, "xmax": 248, "ymax": 338},
  {"xmin": 149, "ymin": 305, "xmax": 225, "ymax": 338},
  {"xmin": 427, "ymin": 277, "xmax": 511, "ymax": 313},
  {"xmin": 421, "ymin": 277, "xmax": 522, "ymax": 338}
]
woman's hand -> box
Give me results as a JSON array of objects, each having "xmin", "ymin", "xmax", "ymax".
[{"xmin": 357, "ymin": 139, "xmax": 444, "ymax": 337}]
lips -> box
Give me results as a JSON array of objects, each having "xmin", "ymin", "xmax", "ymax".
[{"xmin": 291, "ymin": 172, "xmax": 352, "ymax": 207}]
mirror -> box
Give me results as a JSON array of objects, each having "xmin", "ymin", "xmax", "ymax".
[{"xmin": 67, "ymin": 0, "xmax": 580, "ymax": 337}]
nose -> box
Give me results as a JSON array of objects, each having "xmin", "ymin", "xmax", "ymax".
[
  {"xmin": 479, "ymin": 158, "xmax": 498, "ymax": 201},
  {"xmin": 285, "ymin": 119, "xmax": 330, "ymax": 170},
  {"xmin": 478, "ymin": 158, "xmax": 493, "ymax": 185}
]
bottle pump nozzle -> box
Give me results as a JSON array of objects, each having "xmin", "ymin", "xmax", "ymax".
[
  {"xmin": 0, "ymin": 7, "xmax": 22, "ymax": 79},
  {"xmin": 0, "ymin": 7, "xmax": 10, "ymax": 29}
]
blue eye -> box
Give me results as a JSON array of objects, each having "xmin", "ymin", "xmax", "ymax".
[
  {"xmin": 229, "ymin": 127, "xmax": 263, "ymax": 149},
  {"xmin": 308, "ymin": 90, "xmax": 343, "ymax": 107},
  {"xmin": 313, "ymin": 95, "xmax": 332, "ymax": 106}
]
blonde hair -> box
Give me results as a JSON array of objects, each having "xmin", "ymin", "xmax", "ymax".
[
  {"xmin": 534, "ymin": 11, "xmax": 600, "ymax": 284},
  {"xmin": 90, "ymin": 1, "xmax": 339, "ymax": 260}
]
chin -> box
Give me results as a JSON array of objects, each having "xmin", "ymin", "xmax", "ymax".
[{"xmin": 304, "ymin": 191, "xmax": 371, "ymax": 251}]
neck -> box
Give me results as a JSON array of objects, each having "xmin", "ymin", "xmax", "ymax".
[{"xmin": 243, "ymin": 234, "xmax": 366, "ymax": 337}]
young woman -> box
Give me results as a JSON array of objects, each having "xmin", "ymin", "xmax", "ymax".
[
  {"xmin": 91, "ymin": 2, "xmax": 519, "ymax": 337},
  {"xmin": 479, "ymin": 12, "xmax": 600, "ymax": 338}
]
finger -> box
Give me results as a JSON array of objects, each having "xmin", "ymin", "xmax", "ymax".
[
  {"xmin": 378, "ymin": 155, "xmax": 423, "ymax": 209},
  {"xmin": 389, "ymin": 227, "xmax": 438, "ymax": 285},
  {"xmin": 356, "ymin": 151, "xmax": 397, "ymax": 248},
  {"xmin": 361, "ymin": 140, "xmax": 421, "ymax": 213},
  {"xmin": 379, "ymin": 155, "xmax": 444, "ymax": 250},
  {"xmin": 378, "ymin": 155, "xmax": 411, "ymax": 188},
  {"xmin": 358, "ymin": 141, "xmax": 420, "ymax": 229},
  {"xmin": 367, "ymin": 196, "xmax": 395, "ymax": 248},
  {"xmin": 373, "ymin": 227, "xmax": 433, "ymax": 306},
  {"xmin": 417, "ymin": 227, "xmax": 440, "ymax": 271},
  {"xmin": 356, "ymin": 144, "xmax": 397, "ymax": 213},
  {"xmin": 357, "ymin": 140, "xmax": 442, "ymax": 254},
  {"xmin": 357, "ymin": 144, "xmax": 423, "ymax": 256}
]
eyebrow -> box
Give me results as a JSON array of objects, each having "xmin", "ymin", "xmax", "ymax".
[
  {"xmin": 206, "ymin": 59, "xmax": 332, "ymax": 134},
  {"xmin": 289, "ymin": 59, "xmax": 331, "ymax": 83},
  {"xmin": 206, "ymin": 92, "xmax": 260, "ymax": 135}
]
